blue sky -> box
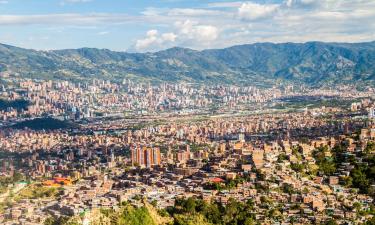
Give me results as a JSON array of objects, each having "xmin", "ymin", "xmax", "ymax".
[{"xmin": 0, "ymin": 0, "xmax": 374, "ymax": 52}]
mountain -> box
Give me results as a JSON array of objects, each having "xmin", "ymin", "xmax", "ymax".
[{"xmin": 1, "ymin": 41, "xmax": 375, "ymax": 86}]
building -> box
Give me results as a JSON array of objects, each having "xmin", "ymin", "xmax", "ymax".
[{"xmin": 131, "ymin": 145, "xmax": 161, "ymax": 168}]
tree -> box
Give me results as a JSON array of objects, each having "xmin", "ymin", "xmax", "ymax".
[
  {"xmin": 282, "ymin": 183, "xmax": 296, "ymax": 194},
  {"xmin": 351, "ymin": 165, "xmax": 370, "ymax": 193},
  {"xmin": 319, "ymin": 159, "xmax": 336, "ymax": 175},
  {"xmin": 353, "ymin": 202, "xmax": 362, "ymax": 212},
  {"xmin": 151, "ymin": 200, "xmax": 158, "ymax": 208},
  {"xmin": 174, "ymin": 213, "xmax": 212, "ymax": 225},
  {"xmin": 169, "ymin": 197, "xmax": 261, "ymax": 225},
  {"xmin": 13, "ymin": 172, "xmax": 24, "ymax": 182},
  {"xmin": 277, "ymin": 154, "xmax": 287, "ymax": 163},
  {"xmin": 341, "ymin": 176, "xmax": 353, "ymax": 187},
  {"xmin": 364, "ymin": 142, "xmax": 375, "ymax": 154},
  {"xmin": 200, "ymin": 201, "xmax": 221, "ymax": 224},
  {"xmin": 325, "ymin": 219, "xmax": 338, "ymax": 225},
  {"xmin": 244, "ymin": 217, "xmax": 255, "ymax": 225},
  {"xmin": 184, "ymin": 197, "xmax": 197, "ymax": 214},
  {"xmin": 364, "ymin": 216, "xmax": 375, "ymax": 225},
  {"xmin": 290, "ymin": 163, "xmax": 305, "ymax": 173}
]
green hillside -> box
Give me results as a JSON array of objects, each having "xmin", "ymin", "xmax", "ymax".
[{"xmin": 1, "ymin": 41, "xmax": 375, "ymax": 86}]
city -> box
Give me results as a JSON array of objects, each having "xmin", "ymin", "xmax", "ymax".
[
  {"xmin": 0, "ymin": 0, "xmax": 375, "ymax": 225},
  {"xmin": 0, "ymin": 77, "xmax": 374, "ymax": 224}
]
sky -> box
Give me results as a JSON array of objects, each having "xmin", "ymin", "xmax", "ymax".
[{"xmin": 0, "ymin": 0, "xmax": 374, "ymax": 52}]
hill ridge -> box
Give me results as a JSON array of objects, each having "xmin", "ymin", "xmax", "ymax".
[{"xmin": 1, "ymin": 41, "xmax": 375, "ymax": 86}]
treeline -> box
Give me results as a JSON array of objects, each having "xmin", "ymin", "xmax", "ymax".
[
  {"xmin": 166, "ymin": 197, "xmax": 256, "ymax": 225},
  {"xmin": 44, "ymin": 201, "xmax": 169, "ymax": 225},
  {"xmin": 44, "ymin": 198, "xmax": 257, "ymax": 225},
  {"xmin": 313, "ymin": 143, "xmax": 375, "ymax": 196},
  {"xmin": 11, "ymin": 117, "xmax": 78, "ymax": 130},
  {"xmin": 0, "ymin": 99, "xmax": 30, "ymax": 111},
  {"xmin": 288, "ymin": 142, "xmax": 375, "ymax": 197},
  {"xmin": 350, "ymin": 143, "xmax": 375, "ymax": 196},
  {"xmin": 0, "ymin": 172, "xmax": 24, "ymax": 194},
  {"xmin": 44, "ymin": 197, "xmax": 375, "ymax": 225}
]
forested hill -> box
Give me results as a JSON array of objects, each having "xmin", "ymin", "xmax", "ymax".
[{"xmin": 1, "ymin": 41, "xmax": 375, "ymax": 86}]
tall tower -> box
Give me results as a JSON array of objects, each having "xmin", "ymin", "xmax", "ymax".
[
  {"xmin": 369, "ymin": 108, "xmax": 375, "ymax": 119},
  {"xmin": 153, "ymin": 147, "xmax": 161, "ymax": 166},
  {"xmin": 131, "ymin": 145, "xmax": 161, "ymax": 168}
]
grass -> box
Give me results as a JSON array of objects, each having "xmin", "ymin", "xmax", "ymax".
[
  {"xmin": 272, "ymin": 98, "xmax": 355, "ymax": 110},
  {"xmin": 0, "ymin": 183, "xmax": 60, "ymax": 215},
  {"xmin": 13, "ymin": 184, "xmax": 60, "ymax": 202},
  {"xmin": 0, "ymin": 202, "xmax": 6, "ymax": 214},
  {"xmin": 0, "ymin": 186, "xmax": 8, "ymax": 195}
]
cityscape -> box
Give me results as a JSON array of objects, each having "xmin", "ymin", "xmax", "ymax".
[
  {"xmin": 0, "ymin": 0, "xmax": 375, "ymax": 225},
  {"xmin": 0, "ymin": 77, "xmax": 374, "ymax": 225}
]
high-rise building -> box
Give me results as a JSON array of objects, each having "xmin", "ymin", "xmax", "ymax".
[
  {"xmin": 131, "ymin": 145, "xmax": 161, "ymax": 168},
  {"xmin": 153, "ymin": 147, "xmax": 161, "ymax": 166},
  {"xmin": 369, "ymin": 107, "xmax": 375, "ymax": 119},
  {"xmin": 238, "ymin": 133, "xmax": 245, "ymax": 142}
]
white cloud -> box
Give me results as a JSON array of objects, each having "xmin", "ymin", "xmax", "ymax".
[
  {"xmin": 175, "ymin": 20, "xmax": 219, "ymax": 42},
  {"xmin": 300, "ymin": 0, "xmax": 316, "ymax": 5},
  {"xmin": 1, "ymin": 0, "xmax": 375, "ymax": 51},
  {"xmin": 98, "ymin": 31, "xmax": 109, "ymax": 35},
  {"xmin": 291, "ymin": 0, "xmax": 316, "ymax": 6},
  {"xmin": 135, "ymin": 30, "xmax": 177, "ymax": 52},
  {"xmin": 167, "ymin": 8, "xmax": 224, "ymax": 17},
  {"xmin": 0, "ymin": 13, "xmax": 134, "ymax": 26},
  {"xmin": 284, "ymin": 0, "xmax": 341, "ymax": 9},
  {"xmin": 161, "ymin": 32, "xmax": 178, "ymax": 42},
  {"xmin": 132, "ymin": 0, "xmax": 375, "ymax": 52},
  {"xmin": 285, "ymin": 0, "xmax": 293, "ymax": 7},
  {"xmin": 238, "ymin": 2, "xmax": 279, "ymax": 21},
  {"xmin": 60, "ymin": 0, "xmax": 92, "ymax": 5},
  {"xmin": 65, "ymin": 0, "xmax": 92, "ymax": 2},
  {"xmin": 207, "ymin": 2, "xmax": 243, "ymax": 8},
  {"xmin": 134, "ymin": 20, "xmax": 219, "ymax": 52},
  {"xmin": 0, "ymin": 1, "xmax": 8, "ymax": 4}
]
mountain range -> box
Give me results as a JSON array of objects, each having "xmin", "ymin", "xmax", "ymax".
[{"xmin": 1, "ymin": 41, "xmax": 375, "ymax": 86}]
